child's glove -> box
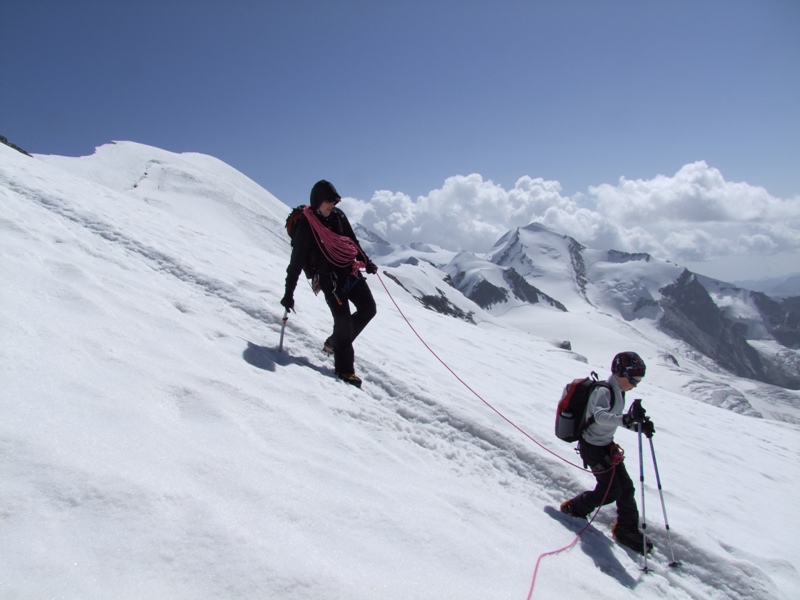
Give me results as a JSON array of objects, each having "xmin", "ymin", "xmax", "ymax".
[
  {"xmin": 640, "ymin": 418, "xmax": 655, "ymax": 438},
  {"xmin": 623, "ymin": 399, "xmax": 646, "ymax": 428}
]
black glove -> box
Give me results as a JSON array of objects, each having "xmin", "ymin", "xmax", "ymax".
[
  {"xmin": 366, "ymin": 260, "xmax": 378, "ymax": 275},
  {"xmin": 623, "ymin": 399, "xmax": 646, "ymax": 429},
  {"xmin": 280, "ymin": 293, "xmax": 294, "ymax": 311},
  {"xmin": 641, "ymin": 418, "xmax": 655, "ymax": 438}
]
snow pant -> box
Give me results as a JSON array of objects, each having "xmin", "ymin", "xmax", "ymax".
[
  {"xmin": 324, "ymin": 277, "xmax": 376, "ymax": 375},
  {"xmin": 570, "ymin": 440, "xmax": 639, "ymax": 529}
]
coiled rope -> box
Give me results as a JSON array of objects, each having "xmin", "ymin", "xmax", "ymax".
[{"xmin": 304, "ymin": 206, "xmax": 365, "ymax": 275}]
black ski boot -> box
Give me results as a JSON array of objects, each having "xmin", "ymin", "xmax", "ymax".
[
  {"xmin": 560, "ymin": 499, "xmax": 587, "ymax": 520},
  {"xmin": 336, "ymin": 372, "xmax": 362, "ymax": 388},
  {"xmin": 612, "ymin": 522, "xmax": 653, "ymax": 555}
]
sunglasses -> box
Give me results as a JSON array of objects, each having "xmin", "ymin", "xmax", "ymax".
[
  {"xmin": 627, "ymin": 375, "xmax": 643, "ymax": 387},
  {"xmin": 322, "ymin": 197, "xmax": 340, "ymax": 205}
]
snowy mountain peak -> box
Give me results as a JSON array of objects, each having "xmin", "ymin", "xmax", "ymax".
[{"xmin": 360, "ymin": 204, "xmax": 800, "ymax": 390}]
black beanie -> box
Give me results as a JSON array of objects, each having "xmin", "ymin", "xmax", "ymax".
[{"xmin": 310, "ymin": 180, "xmax": 341, "ymax": 209}]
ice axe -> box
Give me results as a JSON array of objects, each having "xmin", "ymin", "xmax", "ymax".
[{"xmin": 278, "ymin": 309, "xmax": 289, "ymax": 352}]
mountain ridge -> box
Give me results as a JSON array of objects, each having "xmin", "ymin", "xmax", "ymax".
[
  {"xmin": 17, "ymin": 140, "xmax": 800, "ymax": 395},
  {"xmin": 362, "ymin": 219, "xmax": 799, "ymax": 391}
]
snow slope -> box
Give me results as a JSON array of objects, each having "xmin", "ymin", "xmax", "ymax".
[{"xmin": 2, "ymin": 142, "xmax": 799, "ymax": 600}]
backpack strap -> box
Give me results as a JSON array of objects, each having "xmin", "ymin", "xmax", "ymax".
[{"xmin": 578, "ymin": 381, "xmax": 614, "ymax": 438}]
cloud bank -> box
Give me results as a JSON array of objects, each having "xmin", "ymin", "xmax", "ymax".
[{"xmin": 341, "ymin": 162, "xmax": 800, "ymax": 272}]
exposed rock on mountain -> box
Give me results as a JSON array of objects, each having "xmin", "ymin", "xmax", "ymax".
[
  {"xmin": 751, "ymin": 292, "xmax": 800, "ymax": 349},
  {"xmin": 658, "ymin": 270, "xmax": 766, "ymax": 382},
  {"xmin": 505, "ymin": 268, "xmax": 566, "ymax": 311},
  {"xmin": 0, "ymin": 134, "xmax": 32, "ymax": 157}
]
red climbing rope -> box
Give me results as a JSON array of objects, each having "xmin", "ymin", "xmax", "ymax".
[
  {"xmin": 377, "ymin": 272, "xmax": 589, "ymax": 471},
  {"xmin": 375, "ymin": 272, "xmax": 622, "ymax": 599}
]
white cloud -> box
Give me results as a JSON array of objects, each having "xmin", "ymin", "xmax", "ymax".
[
  {"xmin": 738, "ymin": 233, "xmax": 778, "ymax": 254},
  {"xmin": 662, "ymin": 228, "xmax": 730, "ymax": 262},
  {"xmin": 343, "ymin": 162, "xmax": 800, "ymax": 272},
  {"xmin": 342, "ymin": 174, "xmax": 572, "ymax": 252},
  {"xmin": 590, "ymin": 162, "xmax": 791, "ymax": 224}
]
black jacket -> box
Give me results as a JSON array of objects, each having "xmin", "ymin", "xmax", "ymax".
[{"xmin": 285, "ymin": 207, "xmax": 369, "ymax": 296}]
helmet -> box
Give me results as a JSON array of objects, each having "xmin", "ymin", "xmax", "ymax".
[
  {"xmin": 310, "ymin": 180, "xmax": 341, "ymax": 210},
  {"xmin": 612, "ymin": 351, "xmax": 646, "ymax": 379}
]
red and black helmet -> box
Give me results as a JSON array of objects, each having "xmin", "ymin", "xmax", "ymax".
[{"xmin": 612, "ymin": 351, "xmax": 646, "ymax": 379}]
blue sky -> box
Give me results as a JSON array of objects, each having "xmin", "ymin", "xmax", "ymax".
[{"xmin": 2, "ymin": 1, "xmax": 799, "ymax": 281}]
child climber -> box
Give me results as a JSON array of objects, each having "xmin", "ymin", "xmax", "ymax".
[{"xmin": 560, "ymin": 351, "xmax": 656, "ymax": 554}]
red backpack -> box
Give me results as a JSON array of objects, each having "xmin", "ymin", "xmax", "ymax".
[
  {"xmin": 285, "ymin": 205, "xmax": 306, "ymax": 239},
  {"xmin": 555, "ymin": 372, "xmax": 613, "ymax": 442}
]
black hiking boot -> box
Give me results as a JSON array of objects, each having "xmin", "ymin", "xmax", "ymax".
[
  {"xmin": 612, "ymin": 522, "xmax": 653, "ymax": 555},
  {"xmin": 560, "ymin": 499, "xmax": 587, "ymax": 520},
  {"xmin": 336, "ymin": 372, "xmax": 362, "ymax": 388},
  {"xmin": 323, "ymin": 337, "xmax": 334, "ymax": 355}
]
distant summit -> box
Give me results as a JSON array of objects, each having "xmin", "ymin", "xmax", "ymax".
[
  {"xmin": 0, "ymin": 134, "xmax": 32, "ymax": 157},
  {"xmin": 734, "ymin": 273, "xmax": 800, "ymax": 298},
  {"xmin": 359, "ymin": 219, "xmax": 800, "ymax": 390}
]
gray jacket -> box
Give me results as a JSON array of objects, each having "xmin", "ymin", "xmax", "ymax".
[{"xmin": 581, "ymin": 375, "xmax": 627, "ymax": 446}]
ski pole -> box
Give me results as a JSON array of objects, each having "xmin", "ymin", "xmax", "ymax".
[
  {"xmin": 637, "ymin": 422, "xmax": 650, "ymax": 572},
  {"xmin": 649, "ymin": 436, "xmax": 681, "ymax": 567},
  {"xmin": 278, "ymin": 309, "xmax": 289, "ymax": 352}
]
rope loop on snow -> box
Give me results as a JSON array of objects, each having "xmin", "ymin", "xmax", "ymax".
[
  {"xmin": 525, "ymin": 466, "xmax": 617, "ymax": 600},
  {"xmin": 376, "ymin": 272, "xmax": 623, "ymax": 600}
]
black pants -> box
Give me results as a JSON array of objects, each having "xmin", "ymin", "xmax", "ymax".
[
  {"xmin": 570, "ymin": 440, "xmax": 639, "ymax": 529},
  {"xmin": 324, "ymin": 277, "xmax": 376, "ymax": 374}
]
